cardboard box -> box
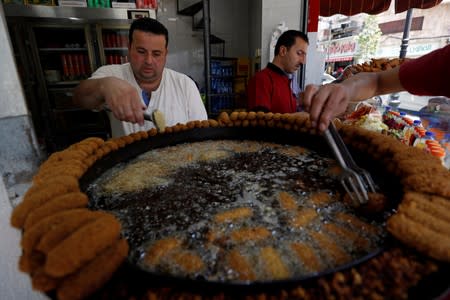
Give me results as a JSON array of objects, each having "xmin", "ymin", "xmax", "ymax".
[
  {"xmin": 25, "ymin": 0, "xmax": 55, "ymax": 5},
  {"xmin": 111, "ymin": 0, "xmax": 135, "ymax": 8},
  {"xmin": 58, "ymin": 0, "xmax": 87, "ymax": 7},
  {"xmin": 236, "ymin": 57, "xmax": 250, "ymax": 77},
  {"xmin": 233, "ymin": 77, "xmax": 247, "ymax": 94}
]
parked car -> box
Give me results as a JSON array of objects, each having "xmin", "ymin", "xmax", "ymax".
[{"xmin": 321, "ymin": 73, "xmax": 336, "ymax": 85}]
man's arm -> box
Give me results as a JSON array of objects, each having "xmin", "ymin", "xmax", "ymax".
[
  {"xmin": 302, "ymin": 66, "xmax": 404, "ymax": 132},
  {"xmin": 73, "ymin": 78, "xmax": 108, "ymax": 109},
  {"xmin": 73, "ymin": 76, "xmax": 146, "ymax": 126}
]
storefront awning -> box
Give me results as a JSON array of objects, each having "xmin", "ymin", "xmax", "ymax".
[{"xmin": 320, "ymin": 0, "xmax": 443, "ymax": 16}]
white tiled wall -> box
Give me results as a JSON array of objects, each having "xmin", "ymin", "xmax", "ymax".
[
  {"xmin": 158, "ymin": 0, "xmax": 251, "ymax": 89},
  {"xmin": 261, "ymin": 0, "xmax": 302, "ymax": 67},
  {"xmin": 0, "ymin": 5, "xmax": 42, "ymax": 190}
]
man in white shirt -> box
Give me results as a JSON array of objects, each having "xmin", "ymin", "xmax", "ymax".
[{"xmin": 73, "ymin": 18, "xmax": 207, "ymax": 137}]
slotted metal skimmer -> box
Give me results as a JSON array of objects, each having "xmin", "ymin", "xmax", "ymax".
[{"xmin": 324, "ymin": 122, "xmax": 377, "ymax": 206}]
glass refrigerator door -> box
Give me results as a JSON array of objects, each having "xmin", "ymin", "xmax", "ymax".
[
  {"xmin": 33, "ymin": 24, "xmax": 96, "ymax": 85},
  {"xmin": 6, "ymin": 21, "xmax": 45, "ymax": 139},
  {"xmin": 30, "ymin": 23, "xmax": 110, "ymax": 152},
  {"xmin": 210, "ymin": 57, "xmax": 237, "ymax": 115},
  {"xmin": 96, "ymin": 24, "xmax": 129, "ymax": 66}
]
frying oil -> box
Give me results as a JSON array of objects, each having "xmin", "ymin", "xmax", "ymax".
[{"xmin": 87, "ymin": 140, "xmax": 386, "ymax": 283}]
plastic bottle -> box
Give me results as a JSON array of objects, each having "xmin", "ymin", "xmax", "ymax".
[
  {"xmin": 413, "ymin": 131, "xmax": 434, "ymax": 150},
  {"xmin": 61, "ymin": 54, "xmax": 69, "ymax": 80},
  {"xmin": 441, "ymin": 133, "xmax": 450, "ymax": 168},
  {"xmin": 401, "ymin": 116, "xmax": 414, "ymax": 145},
  {"xmin": 426, "ymin": 140, "xmax": 446, "ymax": 164},
  {"xmin": 409, "ymin": 120, "xmax": 424, "ymax": 146},
  {"xmin": 382, "ymin": 106, "xmax": 391, "ymax": 122},
  {"xmin": 396, "ymin": 112, "xmax": 408, "ymax": 131},
  {"xmin": 382, "ymin": 106, "xmax": 398, "ymax": 129}
]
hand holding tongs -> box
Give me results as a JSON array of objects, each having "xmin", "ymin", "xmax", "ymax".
[
  {"xmin": 104, "ymin": 107, "xmax": 166, "ymax": 132},
  {"xmin": 323, "ymin": 122, "xmax": 377, "ymax": 206}
]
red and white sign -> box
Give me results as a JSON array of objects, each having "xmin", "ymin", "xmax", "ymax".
[{"xmin": 320, "ymin": 37, "xmax": 358, "ymax": 62}]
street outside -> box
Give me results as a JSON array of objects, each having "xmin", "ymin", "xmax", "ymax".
[{"xmin": 396, "ymin": 92, "xmax": 430, "ymax": 112}]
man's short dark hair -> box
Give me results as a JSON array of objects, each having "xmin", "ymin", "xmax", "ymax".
[
  {"xmin": 274, "ymin": 30, "xmax": 309, "ymax": 56},
  {"xmin": 129, "ymin": 18, "xmax": 169, "ymax": 48}
]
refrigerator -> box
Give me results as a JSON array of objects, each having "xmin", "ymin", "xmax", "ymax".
[{"xmin": 6, "ymin": 12, "xmax": 135, "ymax": 153}]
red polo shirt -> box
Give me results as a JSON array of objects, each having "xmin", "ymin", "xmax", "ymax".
[
  {"xmin": 247, "ymin": 63, "xmax": 297, "ymax": 113},
  {"xmin": 399, "ymin": 44, "xmax": 450, "ymax": 98}
]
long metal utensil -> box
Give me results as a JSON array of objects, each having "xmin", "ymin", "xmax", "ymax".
[{"xmin": 323, "ymin": 122, "xmax": 377, "ymax": 206}]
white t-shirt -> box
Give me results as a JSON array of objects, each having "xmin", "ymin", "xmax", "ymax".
[{"xmin": 90, "ymin": 63, "xmax": 208, "ymax": 137}]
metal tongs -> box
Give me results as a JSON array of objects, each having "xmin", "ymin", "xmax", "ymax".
[{"xmin": 323, "ymin": 122, "xmax": 377, "ymax": 206}]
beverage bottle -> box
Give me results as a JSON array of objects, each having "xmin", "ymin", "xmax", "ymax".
[
  {"xmin": 441, "ymin": 133, "xmax": 450, "ymax": 168},
  {"xmin": 394, "ymin": 112, "xmax": 407, "ymax": 131},
  {"xmin": 426, "ymin": 137, "xmax": 446, "ymax": 164},
  {"xmin": 382, "ymin": 106, "xmax": 401, "ymax": 130},
  {"xmin": 72, "ymin": 54, "xmax": 80, "ymax": 79},
  {"xmin": 382, "ymin": 106, "xmax": 394, "ymax": 127},
  {"xmin": 84, "ymin": 55, "xmax": 91, "ymax": 75},
  {"xmin": 401, "ymin": 116, "xmax": 414, "ymax": 145},
  {"xmin": 413, "ymin": 131, "xmax": 434, "ymax": 150},
  {"xmin": 61, "ymin": 54, "xmax": 69, "ymax": 81},
  {"xmin": 408, "ymin": 120, "xmax": 424, "ymax": 146},
  {"xmin": 78, "ymin": 54, "xmax": 86, "ymax": 78}
]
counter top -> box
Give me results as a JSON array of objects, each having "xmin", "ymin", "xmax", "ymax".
[{"xmin": 0, "ymin": 178, "xmax": 47, "ymax": 300}]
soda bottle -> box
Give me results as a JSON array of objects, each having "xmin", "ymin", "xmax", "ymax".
[
  {"xmin": 408, "ymin": 120, "xmax": 424, "ymax": 146},
  {"xmin": 413, "ymin": 131, "xmax": 434, "ymax": 150},
  {"xmin": 401, "ymin": 116, "xmax": 414, "ymax": 145},
  {"xmin": 440, "ymin": 133, "xmax": 450, "ymax": 168}
]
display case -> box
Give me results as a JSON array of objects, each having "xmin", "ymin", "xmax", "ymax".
[
  {"xmin": 5, "ymin": 20, "xmax": 44, "ymax": 138},
  {"xmin": 210, "ymin": 57, "xmax": 235, "ymax": 114},
  {"xmin": 209, "ymin": 57, "xmax": 248, "ymax": 115},
  {"xmin": 31, "ymin": 23, "xmax": 111, "ymax": 151},
  {"xmin": 6, "ymin": 19, "xmax": 111, "ymax": 152},
  {"xmin": 4, "ymin": 4, "xmax": 157, "ymax": 153},
  {"xmin": 33, "ymin": 25, "xmax": 95, "ymax": 82},
  {"xmin": 96, "ymin": 24, "xmax": 129, "ymax": 66}
]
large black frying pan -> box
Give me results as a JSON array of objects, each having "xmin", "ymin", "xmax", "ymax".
[{"xmin": 79, "ymin": 126, "xmax": 409, "ymax": 292}]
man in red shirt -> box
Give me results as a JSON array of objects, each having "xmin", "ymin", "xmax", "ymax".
[
  {"xmin": 247, "ymin": 30, "xmax": 309, "ymax": 113},
  {"xmin": 302, "ymin": 44, "xmax": 450, "ymax": 132}
]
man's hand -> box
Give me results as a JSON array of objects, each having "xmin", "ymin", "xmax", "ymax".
[
  {"xmin": 100, "ymin": 77, "xmax": 147, "ymax": 126},
  {"xmin": 302, "ymin": 83, "xmax": 351, "ymax": 132}
]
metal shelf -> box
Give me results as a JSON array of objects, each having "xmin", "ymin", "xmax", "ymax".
[
  {"xmin": 3, "ymin": 4, "xmax": 156, "ymax": 20},
  {"xmin": 104, "ymin": 47, "xmax": 128, "ymax": 51},
  {"xmin": 47, "ymin": 81, "xmax": 81, "ymax": 87},
  {"xmin": 39, "ymin": 47, "xmax": 88, "ymax": 51}
]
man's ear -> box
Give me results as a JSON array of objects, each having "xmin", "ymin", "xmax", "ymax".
[{"xmin": 279, "ymin": 45, "xmax": 287, "ymax": 56}]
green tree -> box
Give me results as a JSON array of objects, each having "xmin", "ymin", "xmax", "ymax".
[{"xmin": 356, "ymin": 15, "xmax": 382, "ymax": 63}]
